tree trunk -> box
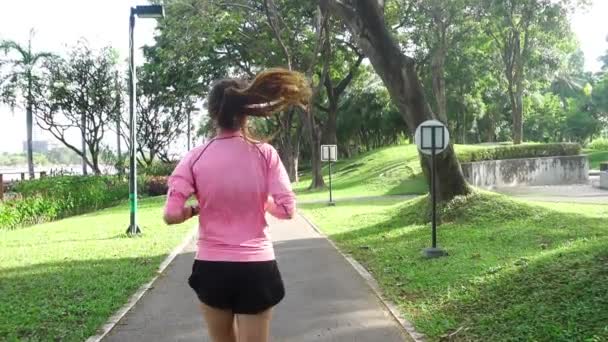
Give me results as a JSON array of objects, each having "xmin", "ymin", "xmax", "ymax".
[
  {"xmin": 302, "ymin": 7, "xmax": 329, "ymax": 190},
  {"xmin": 26, "ymin": 81, "xmax": 35, "ymax": 180},
  {"xmin": 322, "ymin": 103, "xmax": 338, "ymax": 145},
  {"xmin": 487, "ymin": 113, "xmax": 496, "ymax": 143},
  {"xmin": 309, "ymin": 123, "xmax": 325, "ymax": 189},
  {"xmin": 81, "ymin": 114, "xmax": 88, "ymax": 175},
  {"xmin": 116, "ymin": 116, "xmax": 123, "ymax": 175},
  {"xmin": 278, "ymin": 140, "xmax": 297, "ymax": 182},
  {"xmin": 300, "ymin": 108, "xmax": 325, "ymax": 189},
  {"xmin": 507, "ymin": 82, "xmax": 523, "ymax": 145},
  {"xmin": 92, "ymin": 153, "xmax": 101, "ymax": 175},
  {"xmin": 431, "ymin": 47, "xmax": 448, "ymax": 123},
  {"xmin": 513, "ymin": 81, "xmax": 524, "ymax": 145},
  {"xmin": 322, "ymin": 0, "xmax": 470, "ymax": 201},
  {"xmin": 293, "ymin": 121, "xmax": 302, "ymax": 183}
]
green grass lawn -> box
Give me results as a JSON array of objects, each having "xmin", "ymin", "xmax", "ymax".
[
  {"xmin": 301, "ymin": 193, "xmax": 608, "ymax": 341},
  {"xmin": 0, "ymin": 197, "xmax": 194, "ymax": 342},
  {"xmin": 294, "ymin": 144, "xmax": 491, "ymax": 201}
]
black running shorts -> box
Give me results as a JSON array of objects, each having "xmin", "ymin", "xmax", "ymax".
[{"xmin": 188, "ymin": 259, "xmax": 285, "ymax": 315}]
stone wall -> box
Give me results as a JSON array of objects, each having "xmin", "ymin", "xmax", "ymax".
[{"xmin": 461, "ymin": 155, "xmax": 589, "ymax": 188}]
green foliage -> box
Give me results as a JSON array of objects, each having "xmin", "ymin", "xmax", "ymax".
[
  {"xmin": 588, "ymin": 138, "xmax": 608, "ymax": 151},
  {"xmin": 458, "ymin": 143, "xmax": 581, "ymax": 163},
  {"xmin": 302, "ymin": 192, "xmax": 608, "ymax": 340},
  {"xmin": 0, "ymin": 31, "xmax": 55, "ymax": 177},
  {"xmin": 524, "ymin": 93, "xmax": 566, "ymax": 142},
  {"xmin": 0, "ymin": 197, "xmax": 193, "ymax": 341},
  {"xmin": 140, "ymin": 161, "xmax": 177, "ymax": 176},
  {"xmin": 0, "ymin": 176, "xmax": 128, "ymax": 230},
  {"xmin": 35, "ymin": 40, "xmax": 122, "ymax": 174},
  {"xmin": 336, "ymin": 68, "xmax": 408, "ymax": 154}
]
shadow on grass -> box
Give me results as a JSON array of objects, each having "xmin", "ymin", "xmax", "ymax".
[
  {"xmin": 434, "ymin": 240, "xmax": 608, "ymax": 341},
  {"xmin": 296, "ymin": 157, "xmax": 423, "ymax": 196},
  {"xmin": 0, "ymin": 255, "xmax": 167, "ymax": 342},
  {"xmin": 1, "ymin": 233, "xmax": 128, "ymax": 248},
  {"xmin": 85, "ymin": 197, "xmax": 166, "ymax": 217},
  {"xmin": 311, "ymin": 195, "xmax": 608, "ymax": 340}
]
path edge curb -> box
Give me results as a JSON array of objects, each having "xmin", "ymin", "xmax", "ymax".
[
  {"xmin": 298, "ymin": 212, "xmax": 426, "ymax": 342},
  {"xmin": 85, "ymin": 227, "xmax": 198, "ymax": 342}
]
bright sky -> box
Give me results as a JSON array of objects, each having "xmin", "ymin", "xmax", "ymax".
[{"xmin": 1, "ymin": 0, "xmax": 607, "ymax": 153}]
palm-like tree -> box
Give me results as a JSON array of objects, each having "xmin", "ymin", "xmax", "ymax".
[{"xmin": 0, "ymin": 30, "xmax": 54, "ymax": 179}]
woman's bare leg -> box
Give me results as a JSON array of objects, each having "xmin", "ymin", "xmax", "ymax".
[
  {"xmin": 235, "ymin": 309, "xmax": 273, "ymax": 342},
  {"xmin": 200, "ymin": 303, "xmax": 236, "ymax": 342}
]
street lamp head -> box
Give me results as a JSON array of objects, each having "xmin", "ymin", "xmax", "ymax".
[{"xmin": 132, "ymin": 5, "xmax": 165, "ymax": 19}]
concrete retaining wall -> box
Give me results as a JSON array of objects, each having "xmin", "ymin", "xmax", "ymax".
[{"xmin": 461, "ymin": 155, "xmax": 589, "ymax": 188}]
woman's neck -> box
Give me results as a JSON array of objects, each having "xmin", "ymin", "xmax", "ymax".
[{"xmin": 217, "ymin": 128, "xmax": 242, "ymax": 137}]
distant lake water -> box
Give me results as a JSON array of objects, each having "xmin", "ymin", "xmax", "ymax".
[{"xmin": 0, "ymin": 165, "xmax": 116, "ymax": 182}]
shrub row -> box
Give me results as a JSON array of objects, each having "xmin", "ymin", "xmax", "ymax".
[
  {"xmin": 458, "ymin": 143, "xmax": 582, "ymax": 163},
  {"xmin": 140, "ymin": 161, "xmax": 177, "ymax": 176},
  {"xmin": 1, "ymin": 176, "xmax": 129, "ymax": 230},
  {"xmin": 587, "ymin": 138, "xmax": 608, "ymax": 151}
]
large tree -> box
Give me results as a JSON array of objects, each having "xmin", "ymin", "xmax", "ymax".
[
  {"xmin": 0, "ymin": 30, "xmax": 54, "ymax": 179},
  {"xmin": 394, "ymin": 0, "xmax": 477, "ymax": 124},
  {"xmin": 320, "ymin": 0, "xmax": 470, "ymax": 201},
  {"xmin": 35, "ymin": 41, "xmax": 121, "ymax": 174},
  {"xmin": 157, "ymin": 0, "xmax": 331, "ymax": 188},
  {"xmin": 480, "ymin": 0, "xmax": 582, "ymax": 144},
  {"xmin": 130, "ymin": 62, "xmax": 194, "ymax": 166}
]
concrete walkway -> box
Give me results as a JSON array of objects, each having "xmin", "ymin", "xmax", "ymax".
[
  {"xmin": 299, "ymin": 195, "xmax": 416, "ymax": 205},
  {"xmin": 494, "ymin": 179, "xmax": 608, "ymax": 204},
  {"xmin": 103, "ymin": 215, "xmax": 409, "ymax": 342}
]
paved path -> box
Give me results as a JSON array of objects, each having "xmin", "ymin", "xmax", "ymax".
[
  {"xmin": 104, "ymin": 215, "xmax": 409, "ymax": 342},
  {"xmin": 494, "ymin": 179, "xmax": 608, "ymax": 204},
  {"xmin": 299, "ymin": 195, "xmax": 416, "ymax": 205}
]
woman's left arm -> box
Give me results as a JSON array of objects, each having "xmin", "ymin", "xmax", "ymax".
[{"xmin": 163, "ymin": 152, "xmax": 198, "ymax": 225}]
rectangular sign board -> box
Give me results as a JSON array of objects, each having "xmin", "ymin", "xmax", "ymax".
[
  {"xmin": 420, "ymin": 125, "xmax": 447, "ymax": 151},
  {"xmin": 321, "ymin": 145, "xmax": 337, "ymax": 162}
]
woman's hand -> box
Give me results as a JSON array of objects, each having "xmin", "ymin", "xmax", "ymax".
[
  {"xmin": 189, "ymin": 204, "xmax": 200, "ymax": 218},
  {"xmin": 164, "ymin": 204, "xmax": 199, "ymax": 225},
  {"xmin": 264, "ymin": 196, "xmax": 274, "ymax": 211}
]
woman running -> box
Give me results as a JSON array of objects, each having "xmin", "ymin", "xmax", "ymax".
[{"xmin": 163, "ymin": 68, "xmax": 311, "ymax": 342}]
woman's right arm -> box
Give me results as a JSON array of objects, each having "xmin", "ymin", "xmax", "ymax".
[
  {"xmin": 266, "ymin": 146, "xmax": 296, "ymax": 219},
  {"xmin": 164, "ymin": 152, "xmax": 197, "ymax": 225}
]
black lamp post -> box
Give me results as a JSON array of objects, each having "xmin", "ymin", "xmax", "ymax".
[{"xmin": 127, "ymin": 5, "xmax": 165, "ymax": 236}]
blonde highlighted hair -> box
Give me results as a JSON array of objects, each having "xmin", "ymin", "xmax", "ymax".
[{"xmin": 207, "ymin": 68, "xmax": 312, "ymax": 132}]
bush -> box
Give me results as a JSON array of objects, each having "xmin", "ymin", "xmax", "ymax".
[
  {"xmin": 0, "ymin": 176, "xmax": 129, "ymax": 230},
  {"xmin": 588, "ymin": 138, "xmax": 608, "ymax": 151},
  {"xmin": 144, "ymin": 176, "xmax": 169, "ymax": 196},
  {"xmin": 458, "ymin": 143, "xmax": 582, "ymax": 163},
  {"xmin": 141, "ymin": 161, "xmax": 177, "ymax": 176}
]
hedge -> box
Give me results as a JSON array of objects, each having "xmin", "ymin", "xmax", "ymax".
[
  {"xmin": 140, "ymin": 161, "xmax": 177, "ymax": 176},
  {"xmin": 143, "ymin": 176, "xmax": 169, "ymax": 196},
  {"xmin": 458, "ymin": 143, "xmax": 582, "ymax": 163},
  {"xmin": 0, "ymin": 176, "xmax": 129, "ymax": 230}
]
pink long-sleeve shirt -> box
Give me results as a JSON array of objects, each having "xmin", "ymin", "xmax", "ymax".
[{"xmin": 164, "ymin": 131, "xmax": 296, "ymax": 262}]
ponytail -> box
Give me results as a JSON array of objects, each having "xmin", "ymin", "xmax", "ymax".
[{"xmin": 208, "ymin": 68, "xmax": 312, "ymax": 132}]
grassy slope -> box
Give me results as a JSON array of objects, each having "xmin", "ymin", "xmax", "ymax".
[
  {"xmin": 0, "ymin": 197, "xmax": 193, "ymax": 342},
  {"xmin": 294, "ymin": 144, "xmax": 493, "ymax": 201},
  {"xmin": 301, "ymin": 193, "xmax": 608, "ymax": 341}
]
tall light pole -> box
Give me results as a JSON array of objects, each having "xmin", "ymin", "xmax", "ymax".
[{"xmin": 127, "ymin": 5, "xmax": 165, "ymax": 236}]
